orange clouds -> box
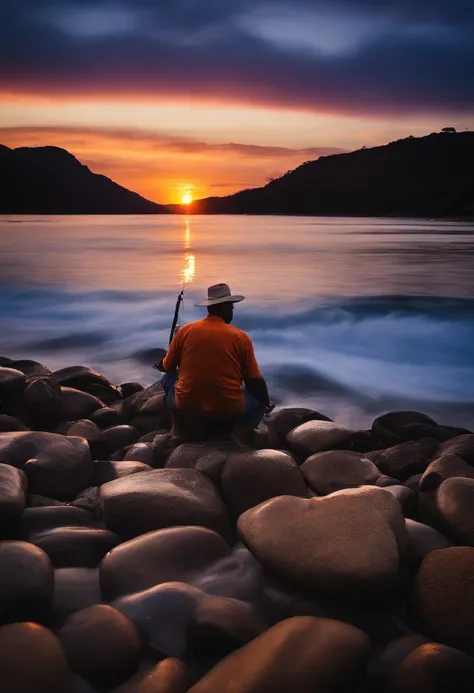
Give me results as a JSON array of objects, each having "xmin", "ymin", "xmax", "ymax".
[{"xmin": 0, "ymin": 126, "xmax": 345, "ymax": 203}]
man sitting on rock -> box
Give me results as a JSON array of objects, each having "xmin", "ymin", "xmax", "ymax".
[{"xmin": 158, "ymin": 283, "xmax": 273, "ymax": 441}]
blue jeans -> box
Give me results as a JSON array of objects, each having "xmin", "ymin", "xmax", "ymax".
[{"xmin": 161, "ymin": 372, "xmax": 265, "ymax": 430}]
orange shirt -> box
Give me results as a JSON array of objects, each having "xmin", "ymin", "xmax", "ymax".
[{"xmin": 162, "ymin": 315, "xmax": 261, "ymax": 417}]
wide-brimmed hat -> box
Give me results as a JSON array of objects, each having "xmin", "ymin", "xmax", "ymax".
[{"xmin": 194, "ymin": 283, "xmax": 245, "ymax": 307}]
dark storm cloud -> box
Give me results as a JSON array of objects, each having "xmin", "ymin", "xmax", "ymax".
[{"xmin": 1, "ymin": 0, "xmax": 474, "ymax": 114}]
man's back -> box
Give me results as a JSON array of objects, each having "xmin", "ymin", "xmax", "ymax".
[{"xmin": 162, "ymin": 315, "xmax": 261, "ymax": 417}]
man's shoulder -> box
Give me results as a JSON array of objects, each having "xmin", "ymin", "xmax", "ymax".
[{"xmin": 225, "ymin": 323, "xmax": 251, "ymax": 343}]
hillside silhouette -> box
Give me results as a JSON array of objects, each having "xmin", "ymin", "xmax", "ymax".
[
  {"xmin": 0, "ymin": 145, "xmax": 167, "ymax": 214},
  {"xmin": 185, "ymin": 131, "xmax": 474, "ymax": 217}
]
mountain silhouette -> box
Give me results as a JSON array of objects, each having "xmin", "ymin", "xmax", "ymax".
[
  {"xmin": 0, "ymin": 145, "xmax": 167, "ymax": 214},
  {"xmin": 183, "ymin": 131, "xmax": 474, "ymax": 218}
]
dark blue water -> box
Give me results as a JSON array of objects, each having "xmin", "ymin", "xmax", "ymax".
[{"xmin": 1, "ymin": 215, "xmax": 474, "ymax": 428}]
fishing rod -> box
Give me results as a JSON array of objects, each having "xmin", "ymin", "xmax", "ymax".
[
  {"xmin": 152, "ymin": 287, "xmax": 185, "ymax": 370},
  {"xmin": 168, "ymin": 289, "xmax": 184, "ymax": 346}
]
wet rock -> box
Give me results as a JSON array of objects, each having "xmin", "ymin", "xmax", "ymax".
[
  {"xmin": 0, "ymin": 463, "xmax": 27, "ymax": 525},
  {"xmin": 405, "ymin": 519, "xmax": 452, "ymax": 563},
  {"xmin": 59, "ymin": 605, "xmax": 141, "ymax": 688},
  {"xmin": 61, "ymin": 386, "xmax": 105, "ymax": 421},
  {"xmin": 112, "ymin": 658, "xmax": 190, "ymax": 693},
  {"xmin": 101, "ymin": 468, "xmax": 229, "ymax": 539},
  {"xmin": 388, "ymin": 642, "xmax": 474, "ymax": 693},
  {"xmin": 94, "ymin": 460, "xmax": 153, "ymax": 485},
  {"xmin": 437, "ymin": 434, "xmax": 474, "ymax": 465},
  {"xmin": 383, "ymin": 484, "xmax": 417, "ymax": 518},
  {"xmin": 166, "ymin": 440, "xmax": 246, "ymax": 484},
  {"xmin": 123, "ymin": 443, "xmax": 154, "ymax": 465},
  {"xmin": 25, "ymin": 444, "xmax": 92, "ymax": 500},
  {"xmin": 0, "ymin": 622, "xmax": 72, "ymax": 693},
  {"xmin": 222, "ymin": 449, "xmax": 308, "ymax": 518},
  {"xmin": 17, "ymin": 505, "xmax": 96, "ymax": 537},
  {"xmin": 92, "ymin": 424, "xmax": 140, "ymax": 458},
  {"xmin": 371, "ymin": 438, "xmax": 439, "ymax": 481},
  {"xmin": 286, "ymin": 420, "xmax": 353, "ymax": 459},
  {"xmin": 0, "ymin": 540, "xmax": 54, "ymax": 624},
  {"xmin": 27, "ymin": 494, "xmax": 65, "ymax": 508},
  {"xmin": 137, "ymin": 393, "xmax": 165, "ymax": 417},
  {"xmin": 53, "ymin": 365, "xmax": 121, "ymax": 405},
  {"xmin": 151, "ymin": 433, "xmax": 177, "ymax": 468},
  {"xmin": 266, "ymin": 407, "xmax": 332, "ymax": 445},
  {"xmin": 52, "ymin": 568, "xmax": 103, "ymax": 624},
  {"xmin": 300, "ymin": 450, "xmax": 381, "ymax": 495},
  {"xmin": 100, "ymin": 526, "xmax": 230, "ymax": 600},
  {"xmin": 118, "ymin": 382, "xmax": 164, "ymax": 423},
  {"xmin": 67, "ymin": 419, "xmax": 101, "ymax": 442},
  {"xmin": 372, "ymin": 411, "xmax": 439, "ymax": 448},
  {"xmin": 0, "ymin": 413, "xmax": 30, "ymax": 431},
  {"xmin": 188, "ymin": 616, "xmax": 371, "ymax": 693},
  {"xmin": 414, "ymin": 547, "xmax": 474, "ymax": 655},
  {"xmin": 187, "ymin": 596, "xmax": 268, "ymax": 659},
  {"xmin": 405, "ymin": 474, "xmax": 423, "ymax": 492},
  {"xmin": 0, "ymin": 431, "xmax": 92, "ymax": 498},
  {"xmin": 0, "ymin": 366, "xmax": 27, "ymax": 395},
  {"xmin": 367, "ymin": 633, "xmax": 430, "ymax": 690},
  {"xmin": 119, "ymin": 382, "xmax": 144, "ymax": 399},
  {"xmin": 114, "ymin": 582, "xmax": 204, "ymax": 657},
  {"xmin": 238, "ymin": 487, "xmax": 408, "ymax": 601},
  {"xmin": 436, "ymin": 477, "xmax": 474, "ymax": 544},
  {"xmin": 420, "ymin": 455, "xmax": 474, "ymax": 491},
  {"xmin": 249, "ymin": 421, "xmax": 279, "ymax": 450},
  {"xmin": 30, "ymin": 526, "xmax": 119, "ymax": 567},
  {"xmin": 24, "ymin": 375, "xmax": 63, "ymax": 425},
  {"xmin": 91, "ymin": 406, "xmax": 120, "ymax": 429},
  {"xmin": 8, "ymin": 359, "xmax": 52, "ymax": 377}
]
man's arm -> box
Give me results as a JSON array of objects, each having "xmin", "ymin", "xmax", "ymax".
[
  {"xmin": 159, "ymin": 331, "xmax": 182, "ymax": 373},
  {"xmin": 241, "ymin": 334, "xmax": 273, "ymax": 412},
  {"xmin": 244, "ymin": 376, "xmax": 271, "ymax": 407}
]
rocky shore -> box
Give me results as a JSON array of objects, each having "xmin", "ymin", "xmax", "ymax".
[{"xmin": 1, "ymin": 356, "xmax": 474, "ymax": 692}]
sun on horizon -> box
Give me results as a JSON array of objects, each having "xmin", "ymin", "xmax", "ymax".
[{"xmin": 182, "ymin": 192, "xmax": 193, "ymax": 205}]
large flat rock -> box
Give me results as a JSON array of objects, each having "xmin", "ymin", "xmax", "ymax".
[{"xmin": 238, "ymin": 487, "xmax": 408, "ymax": 601}]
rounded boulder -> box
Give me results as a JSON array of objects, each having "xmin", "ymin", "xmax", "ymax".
[
  {"xmin": 0, "ymin": 462, "xmax": 27, "ymax": 524},
  {"xmin": 286, "ymin": 420, "xmax": 353, "ymax": 459},
  {"xmin": 112, "ymin": 658, "xmax": 190, "ymax": 693},
  {"xmin": 100, "ymin": 525, "xmax": 230, "ymax": 600},
  {"xmin": 301, "ymin": 450, "xmax": 381, "ymax": 495},
  {"xmin": 420, "ymin": 454, "xmax": 474, "ymax": 491},
  {"xmin": 0, "ymin": 622, "xmax": 72, "ymax": 693},
  {"xmin": 414, "ymin": 547, "xmax": 474, "ymax": 655},
  {"xmin": 389, "ymin": 642, "xmax": 474, "ymax": 693},
  {"xmin": 30, "ymin": 526, "xmax": 119, "ymax": 568},
  {"xmin": 59, "ymin": 604, "xmax": 141, "ymax": 688},
  {"xmin": 0, "ymin": 431, "xmax": 92, "ymax": 499},
  {"xmin": 187, "ymin": 616, "xmax": 371, "ymax": 693},
  {"xmin": 0, "ymin": 540, "xmax": 54, "ymax": 624},
  {"xmin": 100, "ymin": 468, "xmax": 228, "ymax": 539},
  {"xmin": 436, "ymin": 477, "xmax": 474, "ymax": 545},
  {"xmin": 373, "ymin": 438, "xmax": 439, "ymax": 481},
  {"xmin": 238, "ymin": 487, "xmax": 408, "ymax": 601},
  {"xmin": 222, "ymin": 449, "xmax": 308, "ymax": 518}
]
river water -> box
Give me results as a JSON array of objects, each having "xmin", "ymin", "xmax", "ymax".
[{"xmin": 1, "ymin": 215, "xmax": 473, "ymax": 429}]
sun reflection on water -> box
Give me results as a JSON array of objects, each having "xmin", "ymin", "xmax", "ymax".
[{"xmin": 181, "ymin": 217, "xmax": 196, "ymax": 285}]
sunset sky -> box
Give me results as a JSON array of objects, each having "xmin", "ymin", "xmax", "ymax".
[{"xmin": 1, "ymin": 0, "xmax": 473, "ymax": 203}]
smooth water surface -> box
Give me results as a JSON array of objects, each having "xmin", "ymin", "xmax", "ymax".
[{"xmin": 1, "ymin": 215, "xmax": 474, "ymax": 428}]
